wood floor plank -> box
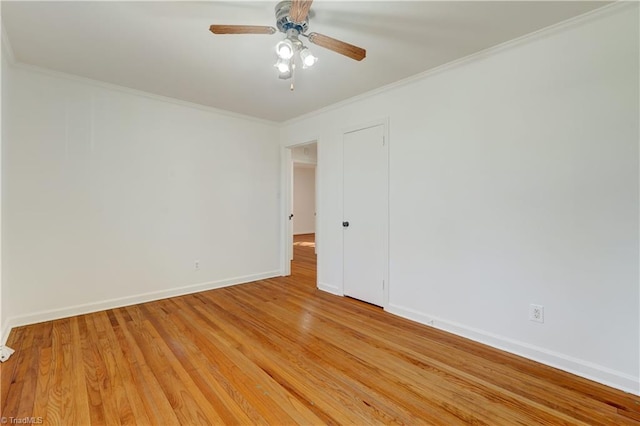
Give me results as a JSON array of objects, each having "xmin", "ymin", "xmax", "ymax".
[
  {"xmin": 77, "ymin": 315, "xmax": 107, "ymax": 425},
  {"xmin": 187, "ymin": 297, "xmax": 390, "ymax": 425},
  {"xmin": 169, "ymin": 300, "xmax": 323, "ymax": 425},
  {"xmin": 43, "ymin": 319, "xmax": 72, "ymax": 425},
  {"xmin": 69, "ymin": 317, "xmax": 92, "ymax": 426},
  {"xmin": 138, "ymin": 301, "xmax": 258, "ymax": 425},
  {"xmin": 93, "ymin": 311, "xmax": 145, "ymax": 425},
  {"xmin": 108, "ymin": 306, "xmax": 185, "ymax": 425},
  {"xmin": 223, "ymin": 284, "xmax": 566, "ymax": 425},
  {"xmin": 1, "ymin": 233, "xmax": 638, "ymax": 424},
  {"xmin": 111, "ymin": 308, "xmax": 181, "ymax": 425},
  {"xmin": 121, "ymin": 305, "xmax": 219, "ymax": 425},
  {"xmin": 3, "ymin": 323, "xmax": 48, "ymax": 419},
  {"xmin": 85, "ymin": 313, "xmax": 126, "ymax": 425},
  {"xmin": 230, "ymin": 317, "xmax": 454, "ymax": 423},
  {"xmin": 163, "ymin": 302, "xmax": 271, "ymax": 425},
  {"xmin": 269, "ymin": 286, "xmax": 619, "ymax": 425},
  {"xmin": 0, "ymin": 327, "xmax": 25, "ymax": 415},
  {"xmin": 131, "ymin": 306, "xmax": 226, "ymax": 424}
]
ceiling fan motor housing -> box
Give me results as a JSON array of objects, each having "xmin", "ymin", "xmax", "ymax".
[{"xmin": 275, "ymin": 1, "xmax": 309, "ymax": 34}]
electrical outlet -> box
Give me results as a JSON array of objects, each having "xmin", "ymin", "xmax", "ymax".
[
  {"xmin": 194, "ymin": 260, "xmax": 200, "ymax": 271},
  {"xmin": 529, "ymin": 304, "xmax": 544, "ymax": 323}
]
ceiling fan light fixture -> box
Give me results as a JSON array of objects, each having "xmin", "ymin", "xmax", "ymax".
[
  {"xmin": 210, "ymin": 0, "xmax": 367, "ymax": 88},
  {"xmin": 278, "ymin": 64, "xmax": 293, "ymax": 80},
  {"xmin": 275, "ymin": 39, "xmax": 295, "ymax": 60},
  {"xmin": 275, "ymin": 58, "xmax": 291, "ymax": 74},
  {"xmin": 300, "ymin": 47, "xmax": 317, "ymax": 68}
]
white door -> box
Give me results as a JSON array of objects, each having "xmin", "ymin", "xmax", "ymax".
[
  {"xmin": 314, "ymin": 165, "xmax": 318, "ymax": 254},
  {"xmin": 343, "ymin": 124, "xmax": 386, "ymax": 307}
]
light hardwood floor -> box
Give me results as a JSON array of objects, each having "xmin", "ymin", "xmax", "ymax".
[{"xmin": 1, "ymin": 233, "xmax": 639, "ymax": 424}]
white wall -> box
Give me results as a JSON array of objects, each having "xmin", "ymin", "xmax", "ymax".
[
  {"xmin": 2, "ymin": 64, "xmax": 281, "ymax": 331},
  {"xmin": 293, "ymin": 165, "xmax": 315, "ymax": 235},
  {"xmin": 0, "ymin": 13, "xmax": 6, "ymax": 344},
  {"xmin": 281, "ymin": 4, "xmax": 639, "ymax": 394}
]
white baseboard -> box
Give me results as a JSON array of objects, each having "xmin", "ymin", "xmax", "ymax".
[
  {"xmin": 386, "ymin": 303, "xmax": 639, "ymax": 396},
  {"xmin": 2, "ymin": 271, "xmax": 281, "ymax": 343},
  {"xmin": 318, "ymin": 282, "xmax": 342, "ymax": 296}
]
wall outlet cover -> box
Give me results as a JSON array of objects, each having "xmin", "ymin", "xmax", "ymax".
[{"xmin": 529, "ymin": 304, "xmax": 544, "ymax": 323}]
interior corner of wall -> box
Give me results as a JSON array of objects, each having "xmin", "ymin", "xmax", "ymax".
[
  {"xmin": 1, "ymin": 319, "xmax": 13, "ymax": 346},
  {"xmin": 1, "ymin": 25, "xmax": 16, "ymax": 66}
]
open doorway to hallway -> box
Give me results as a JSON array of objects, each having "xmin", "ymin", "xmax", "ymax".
[
  {"xmin": 286, "ymin": 142, "xmax": 317, "ymax": 282},
  {"xmin": 291, "ymin": 142, "xmax": 317, "ymax": 255},
  {"xmin": 293, "ymin": 163, "xmax": 316, "ymax": 244}
]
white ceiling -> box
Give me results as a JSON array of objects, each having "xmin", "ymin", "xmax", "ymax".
[{"xmin": 2, "ymin": 1, "xmax": 608, "ymax": 122}]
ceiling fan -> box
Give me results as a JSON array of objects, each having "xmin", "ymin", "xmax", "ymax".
[{"xmin": 209, "ymin": 0, "xmax": 366, "ymax": 88}]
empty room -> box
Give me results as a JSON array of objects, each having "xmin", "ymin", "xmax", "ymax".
[{"xmin": 0, "ymin": 0, "xmax": 639, "ymax": 424}]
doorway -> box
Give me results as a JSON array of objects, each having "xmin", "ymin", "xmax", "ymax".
[
  {"xmin": 293, "ymin": 161, "xmax": 316, "ymax": 252},
  {"xmin": 282, "ymin": 141, "xmax": 318, "ymax": 283}
]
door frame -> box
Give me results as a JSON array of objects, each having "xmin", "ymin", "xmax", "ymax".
[
  {"xmin": 341, "ymin": 118, "xmax": 390, "ymax": 308},
  {"xmin": 280, "ymin": 138, "xmax": 320, "ymax": 278}
]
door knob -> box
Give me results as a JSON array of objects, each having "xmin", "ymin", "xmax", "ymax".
[{"xmin": 342, "ymin": 221, "xmax": 349, "ymax": 227}]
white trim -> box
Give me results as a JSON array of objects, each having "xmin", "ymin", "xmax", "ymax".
[
  {"xmin": 386, "ymin": 303, "xmax": 640, "ymax": 396},
  {"xmin": 1, "ymin": 24, "xmax": 16, "ymax": 66},
  {"xmin": 282, "ymin": 2, "xmax": 631, "ymax": 127},
  {"xmin": 342, "ymin": 117, "xmax": 389, "ymax": 136},
  {"xmin": 0, "ymin": 13, "xmax": 8, "ymax": 349},
  {"xmin": 10, "ymin": 62, "xmax": 277, "ymax": 126},
  {"xmin": 280, "ymin": 146, "xmax": 292, "ymax": 276},
  {"xmin": 2, "ymin": 3, "xmax": 628, "ymax": 127},
  {"xmin": 1, "ymin": 270, "xmax": 280, "ymax": 345},
  {"xmin": 293, "ymin": 159, "xmax": 317, "ymax": 166},
  {"xmin": 315, "ymin": 140, "xmax": 321, "ymax": 271},
  {"xmin": 318, "ymin": 282, "xmax": 342, "ymax": 296},
  {"xmin": 314, "ymin": 163, "xmax": 319, "ymax": 256}
]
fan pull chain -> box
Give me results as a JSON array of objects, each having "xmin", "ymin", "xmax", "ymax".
[{"xmin": 290, "ymin": 62, "xmax": 296, "ymax": 91}]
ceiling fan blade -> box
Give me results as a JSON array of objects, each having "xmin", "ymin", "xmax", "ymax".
[
  {"xmin": 290, "ymin": 0, "xmax": 313, "ymax": 23},
  {"xmin": 308, "ymin": 33, "xmax": 366, "ymax": 61},
  {"xmin": 209, "ymin": 25, "xmax": 276, "ymax": 35}
]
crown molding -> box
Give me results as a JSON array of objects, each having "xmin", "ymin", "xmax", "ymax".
[
  {"xmin": 2, "ymin": 1, "xmax": 633, "ymax": 127},
  {"xmin": 10, "ymin": 61, "xmax": 279, "ymax": 127},
  {"xmin": 3, "ymin": 9, "xmax": 274, "ymax": 125},
  {"xmin": 282, "ymin": 1, "xmax": 633, "ymax": 127}
]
